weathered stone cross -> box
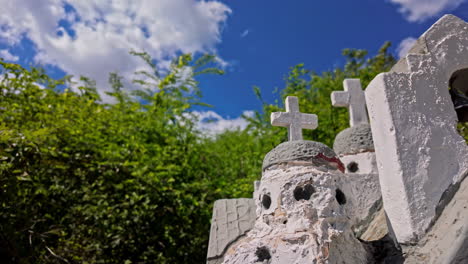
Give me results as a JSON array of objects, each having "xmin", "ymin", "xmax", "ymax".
[
  {"xmin": 271, "ymin": 96, "xmax": 318, "ymax": 141},
  {"xmin": 331, "ymin": 79, "xmax": 369, "ymax": 127}
]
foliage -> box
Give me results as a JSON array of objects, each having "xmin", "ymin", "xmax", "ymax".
[{"xmin": 458, "ymin": 123, "xmax": 468, "ymax": 141}]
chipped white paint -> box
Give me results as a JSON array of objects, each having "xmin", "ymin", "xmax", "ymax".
[
  {"xmin": 338, "ymin": 152, "xmax": 383, "ymax": 240},
  {"xmin": 365, "ymin": 15, "xmax": 468, "ymax": 243},
  {"xmin": 331, "ymin": 79, "xmax": 369, "ymax": 127},
  {"xmin": 271, "ymin": 96, "xmax": 318, "ymax": 141},
  {"xmin": 223, "ymin": 162, "xmax": 369, "ymax": 264}
]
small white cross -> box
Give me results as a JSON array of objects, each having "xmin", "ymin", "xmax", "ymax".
[
  {"xmin": 271, "ymin": 96, "xmax": 318, "ymax": 141},
  {"xmin": 331, "ymin": 79, "xmax": 369, "ymax": 127}
]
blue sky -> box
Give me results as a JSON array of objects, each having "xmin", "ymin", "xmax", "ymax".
[{"xmin": 1, "ymin": 0, "xmax": 468, "ymax": 133}]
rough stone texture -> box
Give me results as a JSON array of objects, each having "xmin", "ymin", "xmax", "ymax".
[
  {"xmin": 333, "ymin": 123, "xmax": 374, "ymax": 156},
  {"xmin": 404, "ymin": 175, "xmax": 468, "ymax": 264},
  {"xmin": 344, "ymin": 171, "xmax": 383, "ymax": 238},
  {"xmin": 360, "ymin": 208, "xmax": 389, "ymax": 242},
  {"xmin": 365, "ymin": 14, "xmax": 468, "ymax": 243},
  {"xmin": 337, "ymin": 151, "xmax": 384, "ymax": 241},
  {"xmin": 223, "ymin": 163, "xmax": 370, "ymax": 264},
  {"xmin": 271, "ymin": 96, "xmax": 318, "ymax": 141},
  {"xmin": 207, "ymin": 199, "xmax": 256, "ymax": 263},
  {"xmin": 391, "ymin": 36, "xmax": 429, "ymax": 73},
  {"xmin": 262, "ymin": 140, "xmax": 344, "ymax": 172},
  {"xmin": 331, "ymin": 79, "xmax": 369, "ymax": 127}
]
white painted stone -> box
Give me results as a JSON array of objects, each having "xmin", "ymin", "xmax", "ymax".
[
  {"xmin": 365, "ymin": 14, "xmax": 468, "ymax": 243},
  {"xmin": 338, "ymin": 152, "xmax": 384, "ymax": 240},
  {"xmin": 332, "ymin": 122, "xmax": 383, "ymax": 240},
  {"xmin": 340, "ymin": 152, "xmax": 378, "ymax": 175},
  {"xmin": 223, "ymin": 162, "xmax": 369, "ymax": 264},
  {"xmin": 207, "ymin": 199, "xmax": 256, "ymax": 263},
  {"xmin": 404, "ymin": 175, "xmax": 468, "ymax": 263},
  {"xmin": 331, "ymin": 79, "xmax": 369, "ymax": 127},
  {"xmin": 271, "ymin": 96, "xmax": 318, "ymax": 141}
]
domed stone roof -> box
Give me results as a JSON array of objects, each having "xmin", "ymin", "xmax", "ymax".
[
  {"xmin": 333, "ymin": 123, "xmax": 374, "ymax": 156},
  {"xmin": 262, "ymin": 140, "xmax": 344, "ymax": 172}
]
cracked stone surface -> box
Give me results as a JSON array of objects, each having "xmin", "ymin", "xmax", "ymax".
[
  {"xmin": 207, "ymin": 199, "xmax": 256, "ymax": 263},
  {"xmin": 404, "ymin": 175, "xmax": 468, "ymax": 264}
]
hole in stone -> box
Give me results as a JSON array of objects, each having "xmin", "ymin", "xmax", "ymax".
[
  {"xmin": 449, "ymin": 68, "xmax": 468, "ymax": 123},
  {"xmin": 262, "ymin": 194, "xmax": 271, "ymax": 209},
  {"xmin": 255, "ymin": 246, "xmax": 271, "ymax": 262},
  {"xmin": 303, "ymin": 184, "xmax": 315, "ymax": 199},
  {"xmin": 336, "ymin": 189, "xmax": 346, "ymax": 205},
  {"xmin": 293, "ymin": 187, "xmax": 302, "ymax": 201},
  {"xmin": 449, "ymin": 68, "xmax": 468, "ymax": 143},
  {"xmin": 283, "ymin": 219, "xmax": 287, "ymax": 224},
  {"xmin": 347, "ymin": 161, "xmax": 359, "ymax": 173},
  {"xmin": 293, "ymin": 184, "xmax": 315, "ymax": 201}
]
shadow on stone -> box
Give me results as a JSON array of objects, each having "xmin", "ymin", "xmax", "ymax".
[
  {"xmin": 293, "ymin": 184, "xmax": 315, "ymax": 201},
  {"xmin": 363, "ymin": 235, "xmax": 404, "ymax": 264},
  {"xmin": 335, "ymin": 189, "xmax": 346, "ymax": 205},
  {"xmin": 255, "ymin": 246, "xmax": 271, "ymax": 262},
  {"xmin": 262, "ymin": 194, "xmax": 271, "ymax": 210}
]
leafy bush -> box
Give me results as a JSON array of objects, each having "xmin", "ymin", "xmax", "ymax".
[{"xmin": 0, "ymin": 54, "xmax": 224, "ymax": 263}]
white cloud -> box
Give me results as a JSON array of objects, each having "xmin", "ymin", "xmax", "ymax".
[
  {"xmin": 0, "ymin": 0, "xmax": 231, "ymax": 100},
  {"xmin": 192, "ymin": 110, "xmax": 254, "ymax": 135},
  {"xmin": 396, "ymin": 37, "xmax": 417, "ymax": 58},
  {"xmin": 388, "ymin": 0, "xmax": 466, "ymax": 22},
  {"xmin": 0, "ymin": 49, "xmax": 18, "ymax": 61},
  {"xmin": 240, "ymin": 29, "xmax": 250, "ymax": 38}
]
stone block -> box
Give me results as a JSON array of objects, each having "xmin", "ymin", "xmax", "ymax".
[
  {"xmin": 404, "ymin": 175, "xmax": 468, "ymax": 263},
  {"xmin": 207, "ymin": 198, "xmax": 256, "ymax": 263},
  {"xmin": 365, "ymin": 14, "xmax": 468, "ymax": 243}
]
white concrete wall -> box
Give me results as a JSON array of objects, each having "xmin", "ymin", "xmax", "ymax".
[
  {"xmin": 365, "ymin": 15, "xmax": 468, "ymax": 243},
  {"xmin": 339, "ymin": 152, "xmax": 383, "ymax": 239}
]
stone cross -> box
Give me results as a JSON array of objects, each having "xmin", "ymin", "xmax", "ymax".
[
  {"xmin": 271, "ymin": 96, "xmax": 318, "ymax": 141},
  {"xmin": 331, "ymin": 79, "xmax": 369, "ymax": 127}
]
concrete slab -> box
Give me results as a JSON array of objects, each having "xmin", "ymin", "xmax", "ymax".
[
  {"xmin": 404, "ymin": 175, "xmax": 468, "ymax": 263},
  {"xmin": 365, "ymin": 14, "xmax": 468, "ymax": 243},
  {"xmin": 207, "ymin": 199, "xmax": 256, "ymax": 263}
]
